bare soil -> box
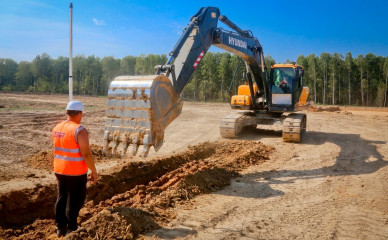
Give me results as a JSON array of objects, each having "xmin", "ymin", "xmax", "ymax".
[{"xmin": 0, "ymin": 93, "xmax": 388, "ymax": 239}]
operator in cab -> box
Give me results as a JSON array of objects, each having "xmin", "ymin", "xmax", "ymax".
[
  {"xmin": 279, "ymin": 76, "xmax": 291, "ymax": 93},
  {"xmin": 273, "ymin": 69, "xmax": 291, "ymax": 94}
]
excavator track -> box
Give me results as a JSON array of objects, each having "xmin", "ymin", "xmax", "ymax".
[
  {"xmin": 220, "ymin": 113, "xmax": 243, "ymax": 138},
  {"xmin": 220, "ymin": 112, "xmax": 258, "ymax": 138},
  {"xmin": 282, "ymin": 113, "xmax": 306, "ymax": 142},
  {"xmin": 221, "ymin": 112, "xmax": 307, "ymax": 142}
]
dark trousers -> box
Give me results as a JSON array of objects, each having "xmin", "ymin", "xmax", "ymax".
[{"xmin": 55, "ymin": 173, "xmax": 87, "ymax": 230}]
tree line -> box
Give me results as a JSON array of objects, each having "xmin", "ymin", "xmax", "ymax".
[
  {"xmin": 0, "ymin": 53, "xmax": 167, "ymax": 96},
  {"xmin": 0, "ymin": 52, "xmax": 387, "ymax": 107},
  {"xmin": 296, "ymin": 53, "xmax": 388, "ymax": 107}
]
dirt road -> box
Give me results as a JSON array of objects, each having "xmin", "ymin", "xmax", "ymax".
[
  {"xmin": 145, "ymin": 109, "xmax": 388, "ymax": 239},
  {"xmin": 0, "ymin": 93, "xmax": 388, "ymax": 239}
]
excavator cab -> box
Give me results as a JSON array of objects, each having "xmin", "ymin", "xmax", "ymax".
[{"xmin": 268, "ymin": 63, "xmax": 309, "ymax": 112}]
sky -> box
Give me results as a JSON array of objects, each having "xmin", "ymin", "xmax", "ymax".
[{"xmin": 0, "ymin": 0, "xmax": 387, "ymax": 63}]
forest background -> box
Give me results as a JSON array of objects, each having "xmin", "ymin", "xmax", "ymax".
[{"xmin": 0, "ymin": 52, "xmax": 387, "ymax": 107}]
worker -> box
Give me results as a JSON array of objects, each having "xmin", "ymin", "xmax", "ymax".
[
  {"xmin": 279, "ymin": 76, "xmax": 289, "ymax": 87},
  {"xmin": 279, "ymin": 76, "xmax": 291, "ymax": 93},
  {"xmin": 52, "ymin": 100, "xmax": 98, "ymax": 237}
]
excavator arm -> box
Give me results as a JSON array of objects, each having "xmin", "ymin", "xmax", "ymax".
[
  {"xmin": 158, "ymin": 7, "xmax": 266, "ymax": 97},
  {"xmin": 104, "ymin": 7, "xmax": 267, "ymax": 157}
]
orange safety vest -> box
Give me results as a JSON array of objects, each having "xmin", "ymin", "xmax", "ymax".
[{"xmin": 52, "ymin": 120, "xmax": 88, "ymax": 176}]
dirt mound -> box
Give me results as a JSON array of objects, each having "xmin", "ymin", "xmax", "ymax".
[
  {"xmin": 26, "ymin": 144, "xmax": 121, "ymax": 171},
  {"xmin": 0, "ymin": 184, "xmax": 57, "ymax": 227},
  {"xmin": 308, "ymin": 105, "xmax": 341, "ymax": 112},
  {"xmin": 67, "ymin": 208, "xmax": 158, "ymax": 240},
  {"xmin": 0, "ymin": 219, "xmax": 57, "ymax": 240},
  {"xmin": 308, "ymin": 104, "xmax": 352, "ymax": 115},
  {"xmin": 26, "ymin": 150, "xmax": 54, "ymax": 171},
  {"xmin": 0, "ymin": 140, "xmax": 272, "ymax": 239},
  {"xmin": 341, "ymin": 110, "xmax": 352, "ymax": 115},
  {"xmin": 308, "ymin": 105, "xmax": 353, "ymax": 115},
  {"xmin": 68, "ymin": 140, "xmax": 271, "ymax": 239}
]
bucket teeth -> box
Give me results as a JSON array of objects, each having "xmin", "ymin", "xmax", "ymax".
[
  {"xmin": 120, "ymin": 142, "xmax": 130, "ymax": 157},
  {"xmin": 111, "ymin": 144, "xmax": 118, "ymax": 155},
  {"xmin": 111, "ymin": 132, "xmax": 120, "ymax": 155},
  {"xmin": 103, "ymin": 131, "xmax": 110, "ymax": 152},
  {"xmin": 142, "ymin": 145, "xmax": 150, "ymax": 158},
  {"xmin": 130, "ymin": 134, "xmax": 139, "ymax": 156},
  {"xmin": 131, "ymin": 144, "xmax": 139, "ymax": 156},
  {"xmin": 103, "ymin": 75, "xmax": 183, "ymax": 157}
]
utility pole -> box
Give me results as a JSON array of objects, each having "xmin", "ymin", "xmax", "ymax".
[{"xmin": 69, "ymin": 2, "xmax": 73, "ymax": 101}]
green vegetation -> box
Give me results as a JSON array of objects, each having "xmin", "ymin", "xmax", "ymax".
[
  {"xmin": 0, "ymin": 53, "xmax": 167, "ymax": 96},
  {"xmin": 297, "ymin": 53, "xmax": 388, "ymax": 107},
  {"xmin": 0, "ymin": 52, "xmax": 387, "ymax": 107}
]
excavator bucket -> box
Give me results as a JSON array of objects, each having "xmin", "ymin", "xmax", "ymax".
[{"xmin": 103, "ymin": 75, "xmax": 183, "ymax": 157}]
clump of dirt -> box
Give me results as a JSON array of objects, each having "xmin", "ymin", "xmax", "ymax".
[
  {"xmin": 26, "ymin": 144, "xmax": 121, "ymax": 171},
  {"xmin": 26, "ymin": 150, "xmax": 54, "ymax": 171},
  {"xmin": 67, "ymin": 208, "xmax": 158, "ymax": 240},
  {"xmin": 175, "ymin": 165, "xmax": 236, "ymax": 200},
  {"xmin": 0, "ymin": 140, "xmax": 273, "ymax": 240},
  {"xmin": 22, "ymin": 219, "xmax": 56, "ymax": 239},
  {"xmin": 0, "ymin": 219, "xmax": 57, "ymax": 240},
  {"xmin": 339, "ymin": 110, "xmax": 352, "ymax": 115},
  {"xmin": 308, "ymin": 104, "xmax": 319, "ymax": 112},
  {"xmin": 90, "ymin": 144, "xmax": 122, "ymax": 161},
  {"xmin": 308, "ymin": 104, "xmax": 355, "ymax": 115}
]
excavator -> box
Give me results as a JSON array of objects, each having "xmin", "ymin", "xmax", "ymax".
[{"xmin": 103, "ymin": 7, "xmax": 310, "ymax": 157}]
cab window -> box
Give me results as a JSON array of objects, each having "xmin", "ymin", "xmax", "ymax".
[{"xmin": 271, "ymin": 67, "xmax": 294, "ymax": 94}]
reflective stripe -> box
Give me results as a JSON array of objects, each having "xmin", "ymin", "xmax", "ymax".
[
  {"xmin": 54, "ymin": 147, "xmax": 80, "ymax": 153},
  {"xmin": 54, "ymin": 154, "xmax": 84, "ymax": 162}
]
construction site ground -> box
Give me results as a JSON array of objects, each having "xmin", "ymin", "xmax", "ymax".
[{"xmin": 0, "ymin": 92, "xmax": 388, "ymax": 239}]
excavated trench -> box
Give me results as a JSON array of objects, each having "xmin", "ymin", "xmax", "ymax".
[{"xmin": 0, "ymin": 140, "xmax": 273, "ymax": 239}]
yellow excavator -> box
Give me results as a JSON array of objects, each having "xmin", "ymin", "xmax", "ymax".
[{"xmin": 103, "ymin": 7, "xmax": 310, "ymax": 157}]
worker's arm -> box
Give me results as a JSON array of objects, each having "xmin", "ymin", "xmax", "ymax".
[{"xmin": 77, "ymin": 128, "xmax": 98, "ymax": 184}]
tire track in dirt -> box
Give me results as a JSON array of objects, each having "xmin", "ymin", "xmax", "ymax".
[
  {"xmin": 330, "ymin": 206, "xmax": 388, "ymax": 240},
  {"xmin": 0, "ymin": 112, "xmax": 64, "ymax": 165}
]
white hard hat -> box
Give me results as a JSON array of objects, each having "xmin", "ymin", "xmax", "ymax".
[{"xmin": 66, "ymin": 100, "xmax": 84, "ymax": 112}]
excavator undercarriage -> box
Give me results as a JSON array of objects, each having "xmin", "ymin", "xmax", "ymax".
[{"xmin": 220, "ymin": 111, "xmax": 306, "ymax": 142}]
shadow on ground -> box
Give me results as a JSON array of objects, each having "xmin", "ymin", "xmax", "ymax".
[{"xmin": 216, "ymin": 128, "xmax": 387, "ymax": 199}]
